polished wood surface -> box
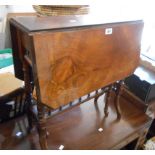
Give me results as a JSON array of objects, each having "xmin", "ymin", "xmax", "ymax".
[
  {"xmin": 10, "ymin": 17, "xmax": 143, "ymax": 109},
  {"xmin": 10, "ymin": 15, "xmax": 141, "ymax": 32},
  {"xmin": 10, "ymin": 16, "xmax": 144, "ymax": 109},
  {"xmin": 0, "ymin": 94, "xmax": 152, "ymax": 149},
  {"xmin": 44, "ymin": 94, "xmax": 151, "ymax": 150},
  {"xmin": 32, "ymin": 22, "xmax": 143, "ymax": 109}
]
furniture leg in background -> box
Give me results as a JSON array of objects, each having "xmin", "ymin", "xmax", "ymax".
[
  {"xmin": 23, "ymin": 56, "xmax": 34, "ymax": 131},
  {"xmin": 113, "ymin": 81, "xmax": 124, "ymax": 119},
  {"xmin": 104, "ymin": 85, "xmax": 113, "ymax": 117},
  {"xmin": 94, "ymin": 81, "xmax": 124, "ymax": 119}
]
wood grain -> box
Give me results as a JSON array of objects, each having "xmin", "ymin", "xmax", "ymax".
[{"xmin": 32, "ymin": 22, "xmax": 143, "ymax": 109}]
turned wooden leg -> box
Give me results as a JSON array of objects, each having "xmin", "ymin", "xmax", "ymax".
[
  {"xmin": 114, "ymin": 81, "xmax": 124, "ymax": 120},
  {"xmin": 37, "ymin": 104, "xmax": 48, "ymax": 149},
  {"xmin": 26, "ymin": 99, "xmax": 33, "ymax": 130},
  {"xmin": 94, "ymin": 90, "xmax": 99, "ymax": 104},
  {"xmin": 104, "ymin": 85, "xmax": 113, "ymax": 117},
  {"xmin": 23, "ymin": 62, "xmax": 33, "ymax": 130}
]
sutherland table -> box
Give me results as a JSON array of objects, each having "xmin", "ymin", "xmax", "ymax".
[{"xmin": 9, "ymin": 15, "xmax": 144, "ymax": 149}]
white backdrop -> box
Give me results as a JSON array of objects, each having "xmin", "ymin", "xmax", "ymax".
[{"xmin": 0, "ymin": 0, "xmax": 155, "ymax": 49}]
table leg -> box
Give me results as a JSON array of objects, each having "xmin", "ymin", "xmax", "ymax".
[
  {"xmin": 94, "ymin": 90, "xmax": 99, "ymax": 104},
  {"xmin": 104, "ymin": 85, "xmax": 113, "ymax": 117},
  {"xmin": 114, "ymin": 81, "xmax": 124, "ymax": 120},
  {"xmin": 23, "ymin": 62, "xmax": 33, "ymax": 130},
  {"xmin": 37, "ymin": 103, "xmax": 48, "ymax": 149},
  {"xmin": 94, "ymin": 96, "xmax": 100, "ymax": 105}
]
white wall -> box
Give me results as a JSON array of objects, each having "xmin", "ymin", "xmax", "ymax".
[
  {"xmin": 0, "ymin": 5, "xmax": 35, "ymax": 49},
  {"xmin": 0, "ymin": 5, "xmax": 34, "ymax": 33},
  {"xmin": 1, "ymin": 2, "xmax": 155, "ymax": 49},
  {"xmin": 6, "ymin": 5, "xmax": 34, "ymax": 13},
  {"xmin": 0, "ymin": 6, "xmax": 7, "ymax": 49}
]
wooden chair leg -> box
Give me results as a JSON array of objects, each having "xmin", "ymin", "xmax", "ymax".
[
  {"xmin": 114, "ymin": 81, "xmax": 124, "ymax": 120},
  {"xmin": 37, "ymin": 104, "xmax": 48, "ymax": 149},
  {"xmin": 104, "ymin": 85, "xmax": 113, "ymax": 117}
]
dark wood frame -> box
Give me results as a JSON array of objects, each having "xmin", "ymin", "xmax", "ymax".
[{"xmin": 9, "ymin": 16, "xmax": 143, "ymax": 149}]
